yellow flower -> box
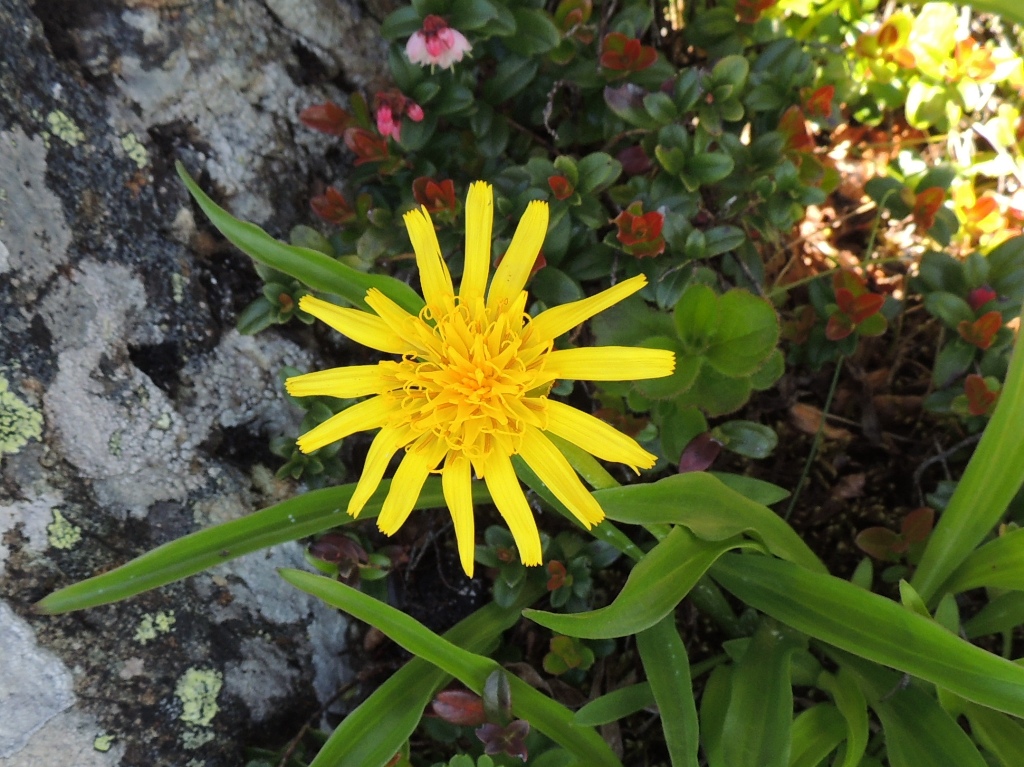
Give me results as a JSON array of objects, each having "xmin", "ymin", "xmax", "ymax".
[{"xmin": 287, "ymin": 182, "xmax": 674, "ymax": 576}]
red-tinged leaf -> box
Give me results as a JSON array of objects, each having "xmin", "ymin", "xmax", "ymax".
[
  {"xmin": 833, "ymin": 269, "xmax": 867, "ymax": 296},
  {"xmin": 548, "ymin": 175, "xmax": 575, "ymax": 200},
  {"xmin": 855, "ymin": 527, "xmax": 902, "ymax": 561},
  {"xmin": 901, "ymin": 507, "xmax": 935, "ymax": 544},
  {"xmin": 547, "ymin": 560, "xmax": 568, "ymax": 591},
  {"xmin": 778, "ymin": 105, "xmax": 814, "ymax": 152},
  {"xmin": 825, "ymin": 312, "xmax": 855, "ymax": 341},
  {"xmin": 958, "ymin": 310, "xmax": 1003, "ymax": 350},
  {"xmin": 802, "ymin": 84, "xmax": 834, "ymax": 117},
  {"xmin": 299, "ymin": 101, "xmax": 353, "ymax": 136},
  {"xmin": 678, "ymin": 432, "xmax": 723, "ymax": 473},
  {"xmin": 965, "ymin": 374, "xmax": 999, "ymax": 416},
  {"xmin": 848, "ymin": 292, "xmax": 885, "ymax": 323},
  {"xmin": 432, "ymin": 689, "xmax": 488, "ymax": 726},
  {"xmin": 913, "ymin": 187, "xmax": 945, "ymax": 231},
  {"xmin": 834, "ymin": 287, "xmax": 856, "ymax": 315}
]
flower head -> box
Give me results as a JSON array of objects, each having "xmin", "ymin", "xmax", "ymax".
[
  {"xmin": 406, "ymin": 15, "xmax": 472, "ymax": 70},
  {"xmin": 374, "ymin": 89, "xmax": 425, "ymax": 142},
  {"xmin": 286, "ymin": 183, "xmax": 674, "ymax": 575}
]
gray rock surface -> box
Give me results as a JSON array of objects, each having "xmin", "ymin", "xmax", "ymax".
[{"xmin": 0, "ymin": 0, "xmax": 391, "ymax": 763}]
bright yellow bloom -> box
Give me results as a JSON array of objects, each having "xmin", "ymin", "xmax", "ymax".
[{"xmin": 287, "ymin": 182, "xmax": 674, "ymax": 576}]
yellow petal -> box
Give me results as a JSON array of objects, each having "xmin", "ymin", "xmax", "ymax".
[
  {"xmin": 529, "ymin": 274, "xmax": 647, "ymax": 342},
  {"xmin": 296, "ymin": 395, "xmax": 393, "ymax": 453},
  {"xmin": 364, "ymin": 288, "xmax": 429, "ymax": 353},
  {"xmin": 519, "ymin": 427, "xmax": 605, "ymax": 528},
  {"xmin": 461, "ymin": 181, "xmax": 492, "ymax": 302},
  {"xmin": 543, "ymin": 399, "xmax": 657, "ymax": 472},
  {"xmin": 486, "ymin": 200, "xmax": 548, "ymax": 312},
  {"xmin": 348, "ymin": 425, "xmax": 414, "ymax": 518},
  {"xmin": 442, "ymin": 453, "xmax": 475, "ymax": 577},
  {"xmin": 299, "ymin": 295, "xmax": 408, "ymax": 355},
  {"xmin": 404, "ymin": 206, "xmax": 453, "ymax": 309},
  {"xmin": 285, "ymin": 365, "xmax": 390, "ymax": 399},
  {"xmin": 482, "ymin": 452, "xmax": 542, "ymax": 566},
  {"xmin": 544, "ymin": 347, "xmax": 675, "ymax": 381},
  {"xmin": 377, "ymin": 437, "xmax": 448, "ymax": 535}
]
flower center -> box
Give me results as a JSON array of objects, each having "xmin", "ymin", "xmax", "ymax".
[{"xmin": 382, "ymin": 296, "xmax": 551, "ymax": 460}]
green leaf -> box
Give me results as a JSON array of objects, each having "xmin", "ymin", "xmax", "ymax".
[
  {"xmin": 637, "ymin": 617, "xmax": 699, "ymax": 767},
  {"xmin": 912, "ymin": 304, "xmax": 1024, "ymax": 603},
  {"xmin": 788, "ymin": 705, "xmax": 846, "ymax": 767},
  {"xmin": 309, "ymin": 585, "xmax": 543, "ymax": 767},
  {"xmin": 644, "ymin": 92, "xmax": 679, "ymax": 124},
  {"xmin": 703, "ymin": 225, "xmax": 745, "ymax": 257},
  {"xmin": 722, "ymin": 620, "xmax": 798, "ymax": 767},
  {"xmin": 524, "ymin": 527, "xmax": 751, "ymax": 639},
  {"xmin": 712, "ymin": 553, "xmax": 1024, "ymax": 718},
  {"xmin": 530, "ymin": 267, "xmax": 584, "ymax": 307},
  {"xmin": 685, "ymin": 153, "xmax": 734, "ymax": 187},
  {"xmin": 816, "ymin": 667, "xmax": 869, "ymax": 767},
  {"xmin": 963, "ymin": 591, "xmax": 1024, "ymax": 638},
  {"xmin": 481, "ymin": 56, "xmax": 539, "ymax": 103},
  {"xmin": 711, "ymin": 55, "xmax": 749, "ymax": 89},
  {"xmin": 236, "ymin": 296, "xmax": 278, "ymax": 335},
  {"xmin": 703, "ymin": 289, "xmax": 779, "ymax": 377},
  {"xmin": 381, "ymin": 5, "xmax": 423, "ymax": 39},
  {"xmin": 674, "ymin": 283, "xmax": 719, "ymax": 353},
  {"xmin": 573, "ymin": 683, "xmax": 654, "ymax": 726},
  {"xmin": 449, "ymin": 0, "xmax": 503, "ymax": 30},
  {"xmin": 961, "ymin": 699, "xmax": 1024, "ymax": 767},
  {"xmin": 281, "ymin": 571, "xmax": 622, "ymax": 767},
  {"xmin": 701, "ymin": 666, "xmax": 733, "ymax": 767},
  {"xmin": 943, "ymin": 527, "xmax": 1024, "ymax": 593},
  {"xmin": 502, "ymin": 8, "xmax": 560, "ymax": 55},
  {"xmin": 713, "ymin": 420, "xmax": 777, "ymax": 459},
  {"xmin": 595, "ymin": 473, "xmax": 824, "ymax": 573},
  {"xmin": 175, "ymin": 163, "xmax": 424, "ymax": 315},
  {"xmin": 925, "ymin": 292, "xmax": 975, "ymax": 329},
  {"xmin": 577, "ymin": 152, "xmax": 623, "ymax": 195},
  {"xmin": 36, "ymin": 478, "xmax": 490, "ymax": 614}
]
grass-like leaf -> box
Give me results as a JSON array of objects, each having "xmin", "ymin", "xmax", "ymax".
[
  {"xmin": 36, "ymin": 478, "xmax": 490, "ymax": 614},
  {"xmin": 525, "ymin": 527, "xmax": 754, "ymax": 639},
  {"xmin": 911, "ymin": 303, "xmax": 1024, "ymax": 603},
  {"xmin": 637, "ymin": 616, "xmax": 699, "ymax": 767},
  {"xmin": 280, "ymin": 568, "xmax": 623, "ymax": 767},
  {"xmin": 943, "ymin": 527, "xmax": 1024, "ymax": 593},
  {"xmin": 309, "ymin": 585, "xmax": 544, "ymax": 767},
  {"xmin": 712, "ymin": 553, "xmax": 1024, "ymax": 718},
  {"xmin": 789, "ymin": 705, "xmax": 846, "ymax": 767},
  {"xmin": 176, "ymin": 162, "xmax": 425, "ymax": 315},
  {"xmin": 573, "ymin": 683, "xmax": 654, "ymax": 727}
]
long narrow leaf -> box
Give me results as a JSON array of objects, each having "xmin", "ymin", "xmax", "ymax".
[
  {"xmin": 963, "ymin": 592, "xmax": 1024, "ymax": 639},
  {"xmin": 637, "ymin": 616, "xmax": 699, "ymax": 767},
  {"xmin": 711, "ymin": 553, "xmax": 1024, "ymax": 718},
  {"xmin": 905, "ymin": 0, "xmax": 1024, "ymax": 25},
  {"xmin": 594, "ymin": 473, "xmax": 825, "ymax": 573},
  {"xmin": 961, "ymin": 699, "xmax": 1024, "ymax": 767},
  {"xmin": 721, "ymin": 620, "xmax": 799, "ymax": 767},
  {"xmin": 912, "ymin": 304, "xmax": 1024, "ymax": 603},
  {"xmin": 525, "ymin": 527, "xmax": 753, "ymax": 639},
  {"xmin": 789, "ymin": 705, "xmax": 846, "ymax": 767},
  {"xmin": 36, "ymin": 478, "xmax": 490, "ymax": 614},
  {"xmin": 699, "ymin": 665, "xmax": 732, "ymax": 767},
  {"xmin": 310, "ymin": 583, "xmax": 545, "ymax": 767},
  {"xmin": 816, "ymin": 668, "xmax": 868, "ymax": 767},
  {"xmin": 176, "ymin": 162, "xmax": 425, "ymax": 315},
  {"xmin": 281, "ymin": 569, "xmax": 622, "ymax": 767},
  {"xmin": 573, "ymin": 684, "xmax": 654, "ymax": 727},
  {"xmin": 943, "ymin": 527, "xmax": 1024, "ymax": 593}
]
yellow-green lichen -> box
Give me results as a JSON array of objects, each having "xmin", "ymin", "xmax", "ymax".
[
  {"xmin": 93, "ymin": 734, "xmax": 115, "ymax": 752},
  {"xmin": 171, "ymin": 273, "xmax": 186, "ymax": 304},
  {"xmin": 181, "ymin": 729, "xmax": 215, "ymax": 749},
  {"xmin": 46, "ymin": 111, "xmax": 85, "ymax": 147},
  {"xmin": 135, "ymin": 610, "xmax": 176, "ymax": 645},
  {"xmin": 175, "ymin": 668, "xmax": 222, "ymax": 727},
  {"xmin": 0, "ymin": 376, "xmax": 44, "ymax": 455},
  {"xmin": 120, "ymin": 133, "xmax": 149, "ymax": 168},
  {"xmin": 47, "ymin": 509, "xmax": 82, "ymax": 550},
  {"xmin": 154, "ymin": 412, "xmax": 172, "ymax": 430}
]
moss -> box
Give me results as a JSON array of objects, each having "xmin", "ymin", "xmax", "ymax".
[
  {"xmin": 45, "ymin": 110, "xmax": 85, "ymax": 147},
  {"xmin": 47, "ymin": 509, "xmax": 82, "ymax": 550},
  {"xmin": 120, "ymin": 133, "xmax": 149, "ymax": 168},
  {"xmin": 175, "ymin": 668, "xmax": 222, "ymax": 727},
  {"xmin": 0, "ymin": 375, "xmax": 43, "ymax": 455}
]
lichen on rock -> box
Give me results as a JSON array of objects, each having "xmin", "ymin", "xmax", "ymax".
[{"xmin": 0, "ymin": 375, "xmax": 43, "ymax": 456}]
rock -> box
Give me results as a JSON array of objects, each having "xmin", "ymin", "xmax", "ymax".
[{"xmin": 0, "ymin": 0, "xmax": 387, "ymax": 763}]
